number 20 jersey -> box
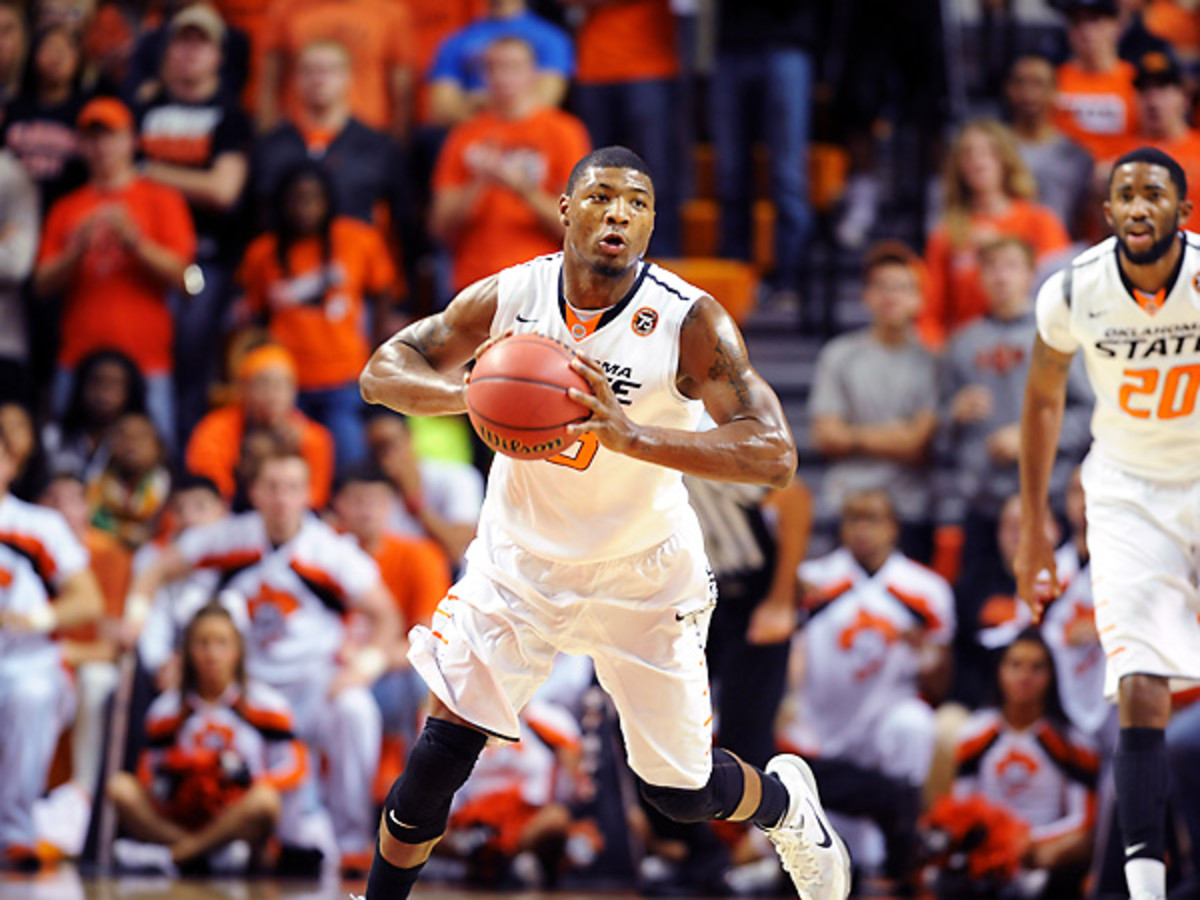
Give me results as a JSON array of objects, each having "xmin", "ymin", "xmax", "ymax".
[
  {"xmin": 481, "ymin": 253, "xmax": 706, "ymax": 562},
  {"xmin": 1036, "ymin": 233, "xmax": 1200, "ymax": 481}
]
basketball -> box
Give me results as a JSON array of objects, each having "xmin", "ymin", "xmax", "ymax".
[{"xmin": 466, "ymin": 334, "xmax": 593, "ymax": 460}]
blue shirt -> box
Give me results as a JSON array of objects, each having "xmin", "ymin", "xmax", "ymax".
[{"xmin": 428, "ymin": 12, "xmax": 574, "ymax": 90}]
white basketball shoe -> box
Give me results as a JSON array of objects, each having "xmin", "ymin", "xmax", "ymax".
[{"xmin": 764, "ymin": 754, "xmax": 852, "ymax": 900}]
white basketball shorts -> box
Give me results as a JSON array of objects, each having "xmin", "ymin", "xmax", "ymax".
[
  {"xmin": 408, "ymin": 516, "xmax": 717, "ymax": 789},
  {"xmin": 1081, "ymin": 452, "xmax": 1200, "ymax": 699}
]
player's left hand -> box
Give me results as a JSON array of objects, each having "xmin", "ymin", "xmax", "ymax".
[{"xmin": 565, "ymin": 355, "xmax": 639, "ymax": 453}]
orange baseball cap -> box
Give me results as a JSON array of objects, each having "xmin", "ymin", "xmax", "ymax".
[
  {"xmin": 238, "ymin": 345, "xmax": 298, "ymax": 382},
  {"xmin": 77, "ymin": 97, "xmax": 133, "ymax": 132}
]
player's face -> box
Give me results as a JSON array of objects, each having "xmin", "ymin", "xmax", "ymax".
[
  {"xmin": 563, "ymin": 167, "xmax": 655, "ymax": 277},
  {"xmin": 1105, "ymin": 162, "xmax": 1191, "ymax": 264},
  {"xmin": 840, "ymin": 493, "xmax": 898, "ymax": 565},
  {"xmin": 187, "ymin": 614, "xmax": 241, "ymax": 693},
  {"xmin": 863, "ymin": 262, "xmax": 921, "ymax": 329},
  {"xmin": 999, "ymin": 639, "xmax": 1052, "ymax": 709},
  {"xmin": 249, "ymin": 458, "xmax": 310, "ymax": 530}
]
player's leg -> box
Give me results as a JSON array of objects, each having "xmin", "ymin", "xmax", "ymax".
[
  {"xmin": 168, "ymin": 782, "xmax": 280, "ymax": 864},
  {"xmin": 105, "ymin": 771, "xmax": 189, "ymax": 845},
  {"xmin": 0, "ymin": 666, "xmax": 67, "ymax": 858},
  {"xmin": 1115, "ymin": 673, "xmax": 1172, "ymax": 900}
]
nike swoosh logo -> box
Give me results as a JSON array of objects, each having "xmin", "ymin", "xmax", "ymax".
[
  {"xmin": 808, "ymin": 800, "xmax": 833, "ymax": 849},
  {"xmin": 389, "ymin": 809, "xmax": 418, "ymax": 830},
  {"xmin": 1088, "ymin": 310, "xmax": 1106, "ymax": 318},
  {"xmin": 516, "ymin": 314, "xmax": 537, "ymax": 323},
  {"xmin": 1126, "ymin": 841, "xmax": 1147, "ymax": 857}
]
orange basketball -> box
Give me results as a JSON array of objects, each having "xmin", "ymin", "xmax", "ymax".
[{"xmin": 466, "ymin": 334, "xmax": 593, "ymax": 460}]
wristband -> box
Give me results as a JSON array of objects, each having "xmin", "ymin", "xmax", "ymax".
[
  {"xmin": 27, "ymin": 604, "xmax": 57, "ymax": 634},
  {"xmin": 349, "ymin": 645, "xmax": 388, "ymax": 682},
  {"xmin": 125, "ymin": 592, "xmax": 153, "ymax": 628}
]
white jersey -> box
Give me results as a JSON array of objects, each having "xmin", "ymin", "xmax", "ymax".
[
  {"xmin": 954, "ymin": 709, "xmax": 1098, "ymax": 843},
  {"xmin": 1036, "ymin": 233, "xmax": 1200, "ymax": 481},
  {"xmin": 482, "ymin": 253, "xmax": 706, "ymax": 562},
  {"xmin": 1041, "ymin": 544, "xmax": 1107, "ymax": 739},
  {"xmin": 0, "ymin": 494, "xmax": 88, "ymax": 670},
  {"xmin": 784, "ymin": 549, "xmax": 954, "ymax": 758},
  {"xmin": 176, "ymin": 512, "xmax": 381, "ymax": 688}
]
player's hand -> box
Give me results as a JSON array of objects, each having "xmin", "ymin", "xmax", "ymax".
[
  {"xmin": 747, "ymin": 592, "xmax": 797, "ymax": 644},
  {"xmin": 565, "ymin": 355, "xmax": 638, "ymax": 453},
  {"xmin": 1013, "ymin": 523, "xmax": 1060, "ymax": 624}
]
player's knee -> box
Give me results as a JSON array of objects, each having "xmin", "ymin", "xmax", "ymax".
[
  {"xmin": 382, "ymin": 716, "xmax": 488, "ymax": 844},
  {"xmin": 244, "ymin": 782, "xmax": 282, "ymax": 822},
  {"xmin": 639, "ymin": 781, "xmax": 716, "ymax": 824},
  {"xmin": 106, "ymin": 771, "xmax": 141, "ymax": 809}
]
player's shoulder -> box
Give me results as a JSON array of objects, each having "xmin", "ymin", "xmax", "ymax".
[
  {"xmin": 642, "ymin": 260, "xmax": 710, "ymax": 305},
  {"xmin": 0, "ymin": 493, "xmax": 67, "ymax": 534}
]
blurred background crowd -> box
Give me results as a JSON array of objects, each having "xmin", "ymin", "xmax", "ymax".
[{"xmin": 3, "ymin": 0, "xmax": 1200, "ymax": 898}]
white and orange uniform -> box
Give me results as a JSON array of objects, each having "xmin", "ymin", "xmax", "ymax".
[
  {"xmin": 175, "ymin": 512, "xmax": 384, "ymax": 852},
  {"xmin": 1036, "ymin": 233, "xmax": 1200, "ymax": 697},
  {"xmin": 1042, "ymin": 545, "xmax": 1108, "ymax": 740},
  {"xmin": 779, "ymin": 549, "xmax": 954, "ymax": 786},
  {"xmin": 409, "ymin": 253, "xmax": 717, "ymax": 789},
  {"xmin": 139, "ymin": 682, "xmax": 307, "ymax": 827},
  {"xmin": 449, "ymin": 699, "xmax": 581, "ymax": 855},
  {"xmin": 954, "ymin": 709, "xmax": 1099, "ymax": 848},
  {"xmin": 0, "ymin": 495, "xmax": 86, "ymax": 850}
]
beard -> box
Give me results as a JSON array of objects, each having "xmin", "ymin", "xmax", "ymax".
[{"xmin": 1118, "ymin": 220, "xmax": 1179, "ymax": 264}]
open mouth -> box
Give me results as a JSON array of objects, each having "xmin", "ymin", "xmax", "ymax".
[
  {"xmin": 1127, "ymin": 223, "xmax": 1154, "ymax": 243},
  {"xmin": 599, "ymin": 233, "xmax": 626, "ymax": 254}
]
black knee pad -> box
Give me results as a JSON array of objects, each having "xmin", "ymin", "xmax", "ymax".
[{"xmin": 383, "ymin": 717, "xmax": 488, "ymax": 843}]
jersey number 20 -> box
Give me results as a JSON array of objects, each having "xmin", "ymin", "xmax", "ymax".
[{"xmin": 1119, "ymin": 364, "xmax": 1200, "ymax": 419}]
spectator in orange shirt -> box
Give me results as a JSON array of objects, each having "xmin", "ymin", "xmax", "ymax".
[
  {"xmin": 257, "ymin": 0, "xmax": 415, "ymax": 140},
  {"xmin": 185, "ymin": 344, "xmax": 334, "ymax": 511},
  {"xmin": 136, "ymin": 4, "xmax": 253, "ymax": 446},
  {"xmin": 1053, "ymin": 0, "xmax": 1140, "ymax": 161},
  {"xmin": 1109, "ymin": 49, "xmax": 1200, "ymax": 201},
  {"xmin": 431, "ymin": 36, "xmax": 590, "ymax": 294},
  {"xmin": 405, "ymin": 0, "xmax": 485, "ymax": 128},
  {"xmin": 333, "ymin": 465, "xmax": 450, "ymax": 749},
  {"xmin": 33, "ymin": 97, "xmax": 196, "ymax": 453},
  {"xmin": 239, "ymin": 161, "xmax": 396, "ymax": 470},
  {"xmin": 565, "ymin": 0, "xmax": 682, "ymax": 257},
  {"xmin": 920, "ymin": 119, "xmax": 1071, "ymax": 348}
]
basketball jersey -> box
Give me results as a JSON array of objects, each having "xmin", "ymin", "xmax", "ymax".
[
  {"xmin": 954, "ymin": 709, "xmax": 1098, "ymax": 840},
  {"xmin": 483, "ymin": 253, "xmax": 706, "ymax": 562},
  {"xmin": 1036, "ymin": 233, "xmax": 1200, "ymax": 481},
  {"xmin": 0, "ymin": 493, "xmax": 88, "ymax": 671},
  {"xmin": 785, "ymin": 548, "xmax": 954, "ymax": 758},
  {"xmin": 176, "ymin": 512, "xmax": 381, "ymax": 687}
]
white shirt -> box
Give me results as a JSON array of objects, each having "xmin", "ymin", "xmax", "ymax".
[
  {"xmin": 1037, "ymin": 233, "xmax": 1200, "ymax": 481},
  {"xmin": 481, "ymin": 254, "xmax": 706, "ymax": 562}
]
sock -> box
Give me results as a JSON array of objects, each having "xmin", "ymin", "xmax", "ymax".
[
  {"xmin": 365, "ymin": 839, "xmax": 423, "ymax": 900},
  {"xmin": 752, "ymin": 770, "xmax": 790, "ymax": 829},
  {"xmin": 1114, "ymin": 727, "xmax": 1168, "ymax": 897}
]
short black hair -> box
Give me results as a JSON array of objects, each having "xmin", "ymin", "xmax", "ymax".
[
  {"xmin": 1109, "ymin": 146, "xmax": 1188, "ymax": 201},
  {"xmin": 334, "ymin": 463, "xmax": 394, "ymax": 495},
  {"xmin": 172, "ymin": 471, "xmax": 221, "ymax": 498},
  {"xmin": 566, "ymin": 145, "xmax": 653, "ymax": 195}
]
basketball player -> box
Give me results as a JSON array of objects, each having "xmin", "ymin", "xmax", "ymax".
[
  {"xmin": 1016, "ymin": 146, "xmax": 1200, "ymax": 900},
  {"xmin": 356, "ymin": 146, "xmax": 851, "ymax": 900}
]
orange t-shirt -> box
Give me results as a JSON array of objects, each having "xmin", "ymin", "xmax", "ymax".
[
  {"xmin": 37, "ymin": 178, "xmax": 196, "ymax": 374},
  {"xmin": 433, "ymin": 108, "xmax": 591, "ymax": 290},
  {"xmin": 215, "ymin": 0, "xmax": 273, "ymax": 110},
  {"xmin": 265, "ymin": 0, "xmax": 415, "ymax": 132},
  {"xmin": 920, "ymin": 199, "xmax": 1071, "ymax": 348},
  {"xmin": 404, "ymin": 0, "xmax": 487, "ymax": 124},
  {"xmin": 1112, "ymin": 128, "xmax": 1200, "ymax": 204},
  {"xmin": 576, "ymin": 0, "xmax": 678, "ymax": 84},
  {"xmin": 372, "ymin": 532, "xmax": 451, "ymax": 629},
  {"xmin": 1144, "ymin": 1, "xmax": 1200, "ymax": 58},
  {"xmin": 1053, "ymin": 60, "xmax": 1139, "ymax": 161},
  {"xmin": 240, "ymin": 218, "xmax": 396, "ymax": 391},
  {"xmin": 58, "ymin": 527, "xmax": 131, "ymax": 646},
  {"xmin": 185, "ymin": 405, "xmax": 335, "ymax": 509}
]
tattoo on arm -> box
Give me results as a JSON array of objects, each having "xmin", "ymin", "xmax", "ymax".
[
  {"xmin": 405, "ymin": 317, "xmax": 453, "ymax": 358},
  {"xmin": 1033, "ymin": 338, "xmax": 1074, "ymax": 376},
  {"xmin": 708, "ymin": 335, "xmax": 753, "ymax": 408}
]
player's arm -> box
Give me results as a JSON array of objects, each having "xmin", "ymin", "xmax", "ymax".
[
  {"xmin": 123, "ymin": 544, "xmax": 194, "ymax": 633},
  {"xmin": 567, "ymin": 295, "xmax": 797, "ymax": 487},
  {"xmin": 359, "ymin": 276, "xmax": 498, "ymax": 416},
  {"xmin": 1015, "ymin": 335, "xmax": 1075, "ymax": 617}
]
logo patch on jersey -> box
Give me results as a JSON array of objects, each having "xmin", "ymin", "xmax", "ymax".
[
  {"xmin": 632, "ymin": 307, "xmax": 659, "ymax": 336},
  {"xmin": 1192, "ymin": 270, "xmax": 1200, "ymax": 294},
  {"xmin": 570, "ymin": 323, "xmax": 588, "ymax": 340}
]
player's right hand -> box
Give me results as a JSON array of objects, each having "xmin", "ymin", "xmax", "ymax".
[{"xmin": 1013, "ymin": 527, "xmax": 1060, "ymax": 624}]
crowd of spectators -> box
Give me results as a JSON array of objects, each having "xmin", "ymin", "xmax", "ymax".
[{"xmin": 2, "ymin": 0, "xmax": 1200, "ymax": 897}]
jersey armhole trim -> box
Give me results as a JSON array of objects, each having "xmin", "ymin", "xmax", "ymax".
[{"xmin": 1062, "ymin": 264, "xmax": 1073, "ymax": 310}]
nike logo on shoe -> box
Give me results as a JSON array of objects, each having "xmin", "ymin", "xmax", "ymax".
[
  {"xmin": 808, "ymin": 800, "xmax": 833, "ymax": 848},
  {"xmin": 1125, "ymin": 841, "xmax": 1148, "ymax": 857},
  {"xmin": 389, "ymin": 809, "xmax": 418, "ymax": 829}
]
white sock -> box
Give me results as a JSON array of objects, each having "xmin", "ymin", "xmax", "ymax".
[{"xmin": 1124, "ymin": 857, "xmax": 1166, "ymax": 898}]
